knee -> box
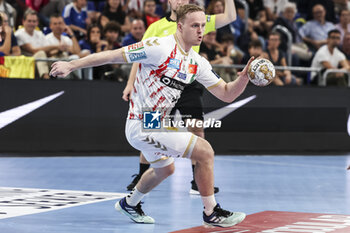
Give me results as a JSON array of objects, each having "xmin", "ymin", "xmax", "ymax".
[
  {"xmin": 192, "ymin": 139, "xmax": 214, "ymax": 163},
  {"xmin": 155, "ymin": 162, "xmax": 175, "ymax": 178}
]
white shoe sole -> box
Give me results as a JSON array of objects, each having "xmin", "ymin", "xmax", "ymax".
[
  {"xmin": 115, "ymin": 201, "xmax": 155, "ymax": 224},
  {"xmin": 189, "ymin": 189, "xmax": 200, "ymax": 195},
  {"xmin": 203, "ymin": 212, "xmax": 246, "ymax": 228}
]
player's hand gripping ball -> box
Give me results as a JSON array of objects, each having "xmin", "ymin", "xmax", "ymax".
[{"xmin": 248, "ymin": 58, "xmax": 275, "ymax": 86}]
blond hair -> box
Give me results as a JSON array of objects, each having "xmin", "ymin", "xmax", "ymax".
[{"xmin": 176, "ymin": 4, "xmax": 204, "ymax": 24}]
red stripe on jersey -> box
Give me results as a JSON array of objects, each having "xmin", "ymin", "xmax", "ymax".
[
  {"xmin": 149, "ymin": 85, "xmax": 165, "ymax": 98},
  {"xmin": 152, "ymin": 96, "xmax": 166, "ymax": 111},
  {"xmin": 130, "ymin": 98, "xmax": 134, "ymax": 108},
  {"xmin": 149, "ymin": 46, "xmax": 177, "ymax": 78},
  {"xmin": 129, "ymin": 112, "xmax": 135, "ymax": 119}
]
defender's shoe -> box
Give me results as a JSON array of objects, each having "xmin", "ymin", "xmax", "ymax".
[
  {"xmin": 203, "ymin": 204, "xmax": 246, "ymax": 228},
  {"xmin": 126, "ymin": 174, "xmax": 141, "ymax": 191},
  {"xmin": 115, "ymin": 197, "xmax": 155, "ymax": 224},
  {"xmin": 190, "ymin": 180, "xmax": 219, "ymax": 195}
]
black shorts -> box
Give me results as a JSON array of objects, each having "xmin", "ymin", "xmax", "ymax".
[{"xmin": 171, "ymin": 81, "xmax": 204, "ymax": 121}]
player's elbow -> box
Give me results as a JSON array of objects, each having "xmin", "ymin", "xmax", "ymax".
[{"xmin": 221, "ymin": 95, "xmax": 236, "ymax": 103}]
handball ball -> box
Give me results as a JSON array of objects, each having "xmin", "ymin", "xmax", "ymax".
[{"xmin": 248, "ymin": 58, "xmax": 275, "ymax": 86}]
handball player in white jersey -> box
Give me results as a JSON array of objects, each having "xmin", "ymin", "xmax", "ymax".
[{"xmin": 50, "ymin": 4, "xmax": 254, "ymax": 228}]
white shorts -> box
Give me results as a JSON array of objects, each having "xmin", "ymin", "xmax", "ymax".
[{"xmin": 125, "ymin": 119, "xmax": 198, "ymax": 168}]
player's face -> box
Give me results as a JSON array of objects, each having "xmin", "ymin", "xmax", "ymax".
[
  {"xmin": 180, "ymin": 11, "xmax": 206, "ymax": 46},
  {"xmin": 169, "ymin": 0, "xmax": 190, "ymax": 12}
]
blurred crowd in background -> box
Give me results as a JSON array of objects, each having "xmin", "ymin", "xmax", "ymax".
[{"xmin": 1, "ymin": 0, "xmax": 350, "ymax": 86}]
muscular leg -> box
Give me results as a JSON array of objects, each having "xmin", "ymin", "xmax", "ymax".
[
  {"xmin": 190, "ymin": 137, "xmax": 214, "ymax": 196},
  {"xmin": 136, "ymin": 163, "xmax": 175, "ymax": 193}
]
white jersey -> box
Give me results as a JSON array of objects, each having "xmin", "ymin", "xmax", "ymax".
[{"xmin": 122, "ymin": 34, "xmax": 223, "ymax": 120}]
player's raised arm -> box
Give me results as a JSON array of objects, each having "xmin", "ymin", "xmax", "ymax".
[
  {"xmin": 214, "ymin": 0, "xmax": 237, "ymax": 29},
  {"xmin": 209, "ymin": 57, "xmax": 254, "ymax": 103},
  {"xmin": 50, "ymin": 48, "xmax": 128, "ymax": 77}
]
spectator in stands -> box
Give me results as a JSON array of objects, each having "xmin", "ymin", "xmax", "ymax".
[
  {"xmin": 273, "ymin": 2, "xmax": 312, "ymax": 63},
  {"xmin": 336, "ymin": 9, "xmax": 350, "ymax": 45},
  {"xmin": 127, "ymin": 0, "xmax": 145, "ymax": 19},
  {"xmin": 263, "ymin": 32, "xmax": 302, "ymax": 85},
  {"xmin": 79, "ymin": 24, "xmax": 107, "ymax": 55},
  {"xmin": 0, "ymin": 0, "xmax": 16, "ymax": 28},
  {"xmin": 15, "ymin": 9, "xmax": 60, "ymax": 79},
  {"xmin": 199, "ymin": 31, "xmax": 234, "ymax": 82},
  {"xmin": 45, "ymin": 14, "xmax": 84, "ymax": 79},
  {"xmin": 0, "ymin": 11, "xmax": 20, "ymax": 56},
  {"xmin": 264, "ymin": 0, "xmax": 289, "ymax": 21},
  {"xmin": 99, "ymin": 0, "xmax": 131, "ymax": 33},
  {"xmin": 206, "ymin": 0, "xmax": 244, "ymax": 43},
  {"xmin": 241, "ymin": 39, "xmax": 263, "ymax": 64},
  {"xmin": 79, "ymin": 24, "xmax": 108, "ymax": 79},
  {"xmin": 221, "ymin": 33, "xmax": 243, "ymax": 64},
  {"xmin": 121, "ymin": 19, "xmax": 145, "ymax": 46},
  {"xmin": 45, "ymin": 14, "xmax": 81, "ymax": 58},
  {"xmin": 341, "ymin": 32, "xmax": 350, "ymax": 64},
  {"xmin": 103, "ymin": 21, "xmax": 122, "ymax": 50},
  {"xmin": 305, "ymin": 0, "xmax": 336, "ymax": 23},
  {"xmin": 62, "ymin": 0, "xmax": 90, "ymax": 40},
  {"xmin": 299, "ymin": 4, "xmax": 335, "ymax": 53},
  {"xmin": 245, "ymin": 0, "xmax": 273, "ymax": 38},
  {"xmin": 102, "ymin": 21, "xmax": 125, "ymax": 81},
  {"xmin": 142, "ymin": 0, "xmax": 160, "ymax": 29},
  {"xmin": 26, "ymin": 0, "xmax": 68, "ymax": 27},
  {"xmin": 311, "ymin": 29, "xmax": 349, "ymax": 86}
]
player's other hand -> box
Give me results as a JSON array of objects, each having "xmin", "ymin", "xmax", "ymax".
[
  {"xmin": 238, "ymin": 56, "xmax": 255, "ymax": 80},
  {"xmin": 122, "ymin": 83, "xmax": 133, "ymax": 101},
  {"xmin": 50, "ymin": 61, "xmax": 73, "ymax": 78}
]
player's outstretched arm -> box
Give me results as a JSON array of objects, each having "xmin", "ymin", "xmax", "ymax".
[
  {"xmin": 215, "ymin": 0, "xmax": 237, "ymax": 29},
  {"xmin": 50, "ymin": 48, "xmax": 127, "ymax": 77},
  {"xmin": 209, "ymin": 57, "xmax": 254, "ymax": 103},
  {"xmin": 122, "ymin": 62, "xmax": 138, "ymax": 101}
]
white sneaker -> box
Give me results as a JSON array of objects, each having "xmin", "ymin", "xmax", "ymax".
[
  {"xmin": 203, "ymin": 204, "xmax": 246, "ymax": 228},
  {"xmin": 115, "ymin": 197, "xmax": 155, "ymax": 224}
]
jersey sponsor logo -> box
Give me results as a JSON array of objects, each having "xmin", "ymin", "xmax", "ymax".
[
  {"xmin": 211, "ymin": 69, "xmax": 221, "ymax": 79},
  {"xmin": 129, "ymin": 51, "xmax": 147, "ymax": 61},
  {"xmin": 178, "ymin": 72, "xmax": 187, "ymax": 80},
  {"xmin": 127, "ymin": 42, "xmax": 144, "ymax": 51},
  {"xmin": 160, "ymin": 76, "xmax": 186, "ymax": 91},
  {"xmin": 143, "ymin": 111, "xmax": 161, "ymax": 129},
  {"xmin": 168, "ymin": 58, "xmax": 181, "ymax": 69},
  {"xmin": 188, "ymin": 64, "xmax": 198, "ymax": 74}
]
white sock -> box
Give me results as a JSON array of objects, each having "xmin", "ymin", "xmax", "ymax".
[
  {"xmin": 202, "ymin": 194, "xmax": 217, "ymax": 216},
  {"xmin": 126, "ymin": 187, "xmax": 146, "ymax": 206}
]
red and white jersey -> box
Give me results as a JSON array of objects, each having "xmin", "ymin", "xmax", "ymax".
[{"xmin": 122, "ymin": 34, "xmax": 223, "ymax": 120}]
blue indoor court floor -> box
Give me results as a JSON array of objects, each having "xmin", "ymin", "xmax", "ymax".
[{"xmin": 0, "ymin": 154, "xmax": 349, "ymax": 233}]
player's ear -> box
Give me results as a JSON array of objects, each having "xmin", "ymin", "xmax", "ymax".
[{"xmin": 177, "ymin": 22, "xmax": 183, "ymax": 32}]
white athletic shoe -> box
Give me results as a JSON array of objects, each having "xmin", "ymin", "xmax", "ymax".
[
  {"xmin": 203, "ymin": 204, "xmax": 246, "ymax": 228},
  {"xmin": 115, "ymin": 197, "xmax": 155, "ymax": 224}
]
